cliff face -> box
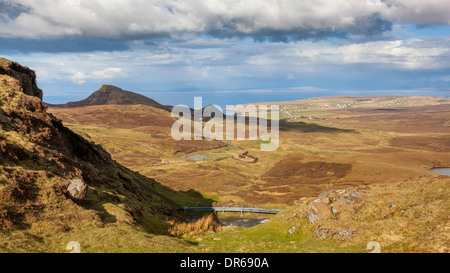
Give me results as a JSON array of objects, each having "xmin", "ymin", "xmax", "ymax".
[
  {"xmin": 0, "ymin": 58, "xmax": 177, "ymax": 245},
  {"xmin": 0, "ymin": 58, "xmax": 43, "ymax": 100}
]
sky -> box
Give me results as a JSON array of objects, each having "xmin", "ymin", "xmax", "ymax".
[{"xmin": 0, "ymin": 0, "xmax": 450, "ymax": 107}]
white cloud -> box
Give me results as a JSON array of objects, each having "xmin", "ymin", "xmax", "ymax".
[
  {"xmin": 8, "ymin": 34, "xmax": 449, "ymax": 91},
  {"xmin": 292, "ymin": 38, "xmax": 450, "ymax": 70},
  {"xmin": 92, "ymin": 67, "xmax": 122, "ymax": 79},
  {"xmin": 70, "ymin": 71, "xmax": 87, "ymax": 84},
  {"xmin": 1, "ymin": 0, "xmax": 449, "ymax": 40},
  {"xmin": 71, "ymin": 67, "xmax": 123, "ymax": 84}
]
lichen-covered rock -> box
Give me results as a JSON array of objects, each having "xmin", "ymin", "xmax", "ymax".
[
  {"xmin": 67, "ymin": 179, "xmax": 88, "ymax": 200},
  {"xmin": 306, "ymin": 189, "xmax": 362, "ymax": 224},
  {"xmin": 306, "ymin": 198, "xmax": 332, "ymax": 224}
]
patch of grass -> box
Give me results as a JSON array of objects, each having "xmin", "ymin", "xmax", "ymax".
[
  {"xmin": 0, "ymin": 223, "xmax": 197, "ymax": 253},
  {"xmin": 0, "ymin": 58, "xmax": 12, "ymax": 68},
  {"xmin": 152, "ymin": 184, "xmax": 216, "ymax": 207},
  {"xmin": 193, "ymin": 211, "xmax": 362, "ymax": 253},
  {"xmin": 168, "ymin": 214, "xmax": 221, "ymax": 237}
]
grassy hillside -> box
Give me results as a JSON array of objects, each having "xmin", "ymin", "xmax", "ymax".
[{"xmin": 0, "ymin": 58, "xmax": 215, "ymax": 252}]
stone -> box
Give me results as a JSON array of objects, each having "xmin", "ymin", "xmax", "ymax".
[
  {"xmin": 331, "ymin": 198, "xmax": 354, "ymax": 214},
  {"xmin": 67, "ymin": 179, "xmax": 88, "ymax": 200},
  {"xmin": 306, "ymin": 189, "xmax": 362, "ymax": 223},
  {"xmin": 294, "ymin": 197, "xmax": 307, "ymax": 205},
  {"xmin": 0, "ymin": 113, "xmax": 10, "ymax": 124},
  {"xmin": 288, "ymin": 226, "xmax": 296, "ymax": 234},
  {"xmin": 318, "ymin": 191, "xmax": 335, "ymax": 199},
  {"xmin": 306, "ymin": 198, "xmax": 332, "ymax": 224}
]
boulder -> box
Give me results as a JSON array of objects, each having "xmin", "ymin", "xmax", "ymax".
[
  {"xmin": 306, "ymin": 198, "xmax": 332, "ymax": 224},
  {"xmin": 67, "ymin": 179, "xmax": 88, "ymax": 200},
  {"xmin": 306, "ymin": 189, "xmax": 362, "ymax": 224},
  {"xmin": 331, "ymin": 198, "xmax": 354, "ymax": 214}
]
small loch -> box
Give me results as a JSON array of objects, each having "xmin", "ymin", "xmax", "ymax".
[
  {"xmin": 218, "ymin": 216, "xmax": 269, "ymax": 228},
  {"xmin": 188, "ymin": 155, "xmax": 211, "ymax": 161},
  {"xmin": 430, "ymin": 168, "xmax": 450, "ymax": 176}
]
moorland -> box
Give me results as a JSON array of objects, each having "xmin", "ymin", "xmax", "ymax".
[
  {"xmin": 49, "ymin": 87, "xmax": 450, "ymax": 252},
  {"xmin": 1, "ymin": 58, "xmax": 448, "ymax": 253}
]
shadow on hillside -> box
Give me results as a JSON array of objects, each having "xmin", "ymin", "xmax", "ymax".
[
  {"xmin": 74, "ymin": 183, "xmax": 216, "ymax": 239},
  {"xmin": 278, "ymin": 119, "xmax": 354, "ymax": 133},
  {"xmin": 231, "ymin": 116, "xmax": 354, "ymax": 134}
]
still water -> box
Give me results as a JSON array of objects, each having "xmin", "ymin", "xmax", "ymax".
[
  {"xmin": 218, "ymin": 216, "xmax": 269, "ymax": 228},
  {"xmin": 430, "ymin": 168, "xmax": 450, "ymax": 175}
]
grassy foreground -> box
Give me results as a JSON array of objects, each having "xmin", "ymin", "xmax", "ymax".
[{"xmin": 4, "ymin": 175, "xmax": 446, "ymax": 253}]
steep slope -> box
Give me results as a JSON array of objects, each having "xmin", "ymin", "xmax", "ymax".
[
  {"xmin": 0, "ymin": 58, "xmax": 207, "ymax": 252},
  {"xmin": 50, "ymin": 84, "xmax": 172, "ymax": 111}
]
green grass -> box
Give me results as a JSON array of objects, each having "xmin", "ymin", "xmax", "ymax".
[
  {"xmin": 0, "ymin": 223, "xmax": 196, "ymax": 253},
  {"xmin": 187, "ymin": 211, "xmax": 364, "ymax": 253},
  {"xmin": 69, "ymin": 125, "xmax": 152, "ymax": 140},
  {"xmin": 152, "ymin": 183, "xmax": 218, "ymax": 207}
]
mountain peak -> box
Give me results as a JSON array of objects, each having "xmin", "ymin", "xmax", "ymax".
[
  {"xmin": 96, "ymin": 84, "xmax": 123, "ymax": 93},
  {"xmin": 50, "ymin": 85, "xmax": 172, "ymax": 111}
]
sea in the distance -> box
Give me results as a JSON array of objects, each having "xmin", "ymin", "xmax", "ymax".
[{"xmin": 44, "ymin": 89, "xmax": 450, "ymax": 109}]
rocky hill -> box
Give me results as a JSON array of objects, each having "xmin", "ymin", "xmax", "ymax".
[
  {"xmin": 50, "ymin": 84, "xmax": 172, "ymax": 111},
  {"xmin": 0, "ymin": 58, "xmax": 202, "ymax": 252}
]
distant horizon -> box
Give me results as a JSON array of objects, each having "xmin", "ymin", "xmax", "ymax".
[{"xmin": 43, "ymin": 85, "xmax": 450, "ymax": 108}]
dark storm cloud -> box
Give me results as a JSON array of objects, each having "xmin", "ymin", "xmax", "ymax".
[{"xmin": 0, "ymin": 0, "xmax": 448, "ymax": 43}]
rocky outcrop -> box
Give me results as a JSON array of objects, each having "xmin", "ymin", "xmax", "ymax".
[
  {"xmin": 0, "ymin": 58, "xmax": 43, "ymax": 100},
  {"xmin": 67, "ymin": 179, "xmax": 88, "ymax": 200},
  {"xmin": 306, "ymin": 189, "xmax": 362, "ymax": 224},
  {"xmin": 304, "ymin": 189, "xmax": 361, "ymax": 240},
  {"xmin": 306, "ymin": 197, "xmax": 333, "ymax": 224}
]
